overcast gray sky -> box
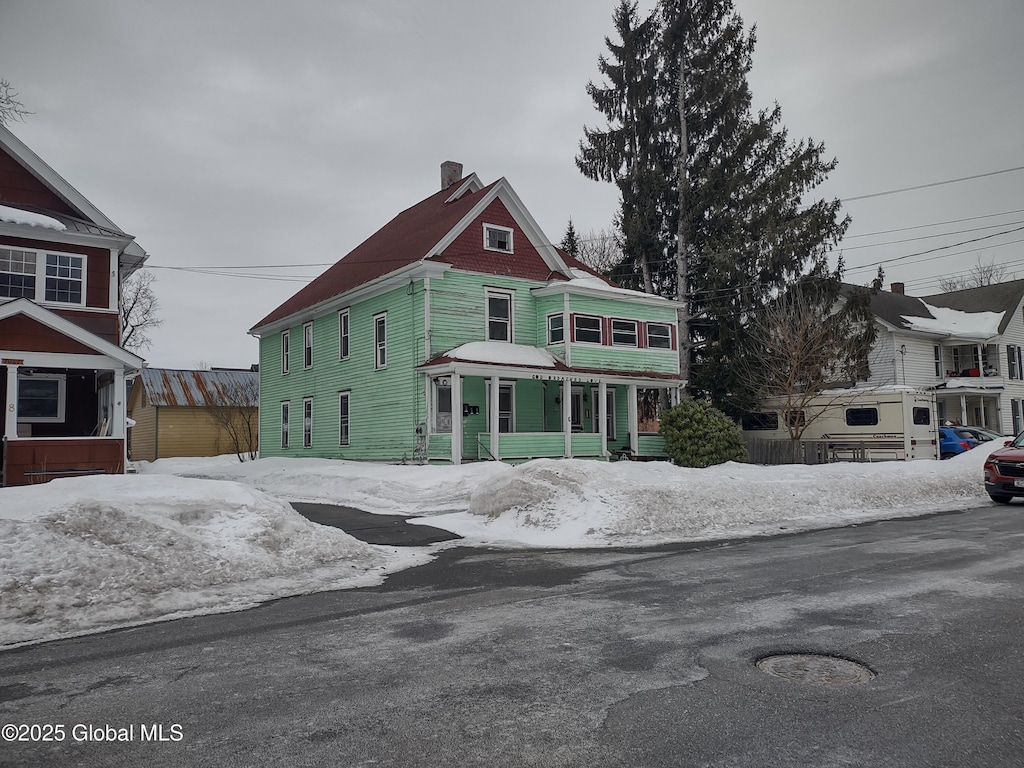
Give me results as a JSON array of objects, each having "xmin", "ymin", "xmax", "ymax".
[{"xmin": 2, "ymin": 0, "xmax": 1022, "ymax": 369}]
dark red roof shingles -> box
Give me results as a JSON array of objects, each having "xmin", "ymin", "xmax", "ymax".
[{"xmin": 252, "ymin": 176, "xmax": 619, "ymax": 331}]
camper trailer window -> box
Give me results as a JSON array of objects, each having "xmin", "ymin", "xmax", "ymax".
[
  {"xmin": 846, "ymin": 408, "xmax": 879, "ymax": 426},
  {"xmin": 913, "ymin": 407, "xmax": 931, "ymax": 425},
  {"xmin": 741, "ymin": 412, "xmax": 779, "ymax": 431}
]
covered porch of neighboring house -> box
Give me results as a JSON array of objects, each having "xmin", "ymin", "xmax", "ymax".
[
  {"xmin": 933, "ymin": 382, "xmax": 1004, "ymax": 433},
  {"xmin": 0, "ymin": 302, "xmax": 143, "ymax": 486},
  {"xmin": 417, "ymin": 358, "xmax": 683, "ymax": 464}
]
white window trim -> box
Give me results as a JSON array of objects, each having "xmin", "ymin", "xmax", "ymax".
[
  {"xmin": 0, "ymin": 246, "xmax": 88, "ymax": 307},
  {"xmin": 302, "ymin": 397, "xmax": 313, "ymax": 448},
  {"xmin": 303, "ymin": 322, "xmax": 314, "ymax": 369},
  {"xmin": 17, "ymin": 373, "xmax": 67, "ymax": 423},
  {"xmin": 485, "ymin": 288, "xmax": 514, "ymax": 343},
  {"xmin": 280, "ymin": 400, "xmax": 290, "ymax": 448},
  {"xmin": 611, "ymin": 318, "xmax": 639, "ymax": 347},
  {"xmin": 281, "ymin": 330, "xmax": 290, "ymax": 374},
  {"xmin": 339, "ymin": 308, "xmax": 350, "ymax": 361},
  {"xmin": 483, "ymin": 224, "xmax": 514, "ymax": 254},
  {"xmin": 374, "ymin": 312, "xmax": 387, "ymax": 369},
  {"xmin": 546, "ymin": 313, "xmax": 564, "ymax": 345},
  {"xmin": 646, "ymin": 322, "xmax": 673, "ymax": 350},
  {"xmin": 485, "ymin": 380, "xmax": 516, "ymax": 433},
  {"xmin": 338, "ymin": 391, "xmax": 351, "ymax": 446},
  {"xmin": 573, "ymin": 314, "xmax": 602, "ymax": 345}
]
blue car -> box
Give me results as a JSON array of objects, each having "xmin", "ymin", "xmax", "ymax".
[{"xmin": 939, "ymin": 426, "xmax": 980, "ymax": 459}]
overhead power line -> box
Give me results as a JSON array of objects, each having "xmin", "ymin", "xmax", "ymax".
[{"xmin": 841, "ymin": 165, "xmax": 1024, "ymax": 203}]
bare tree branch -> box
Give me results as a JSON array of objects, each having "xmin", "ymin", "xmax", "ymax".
[
  {"xmin": 0, "ymin": 79, "xmax": 32, "ymax": 126},
  {"xmin": 121, "ymin": 270, "xmax": 163, "ymax": 352},
  {"xmin": 204, "ymin": 376, "xmax": 260, "ymax": 462},
  {"xmin": 937, "ymin": 256, "xmax": 1016, "ymax": 292},
  {"xmin": 736, "ymin": 283, "xmax": 876, "ymax": 459}
]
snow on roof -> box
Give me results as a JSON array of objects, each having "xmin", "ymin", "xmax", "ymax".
[
  {"xmin": 447, "ymin": 341, "xmax": 558, "ymax": 368},
  {"xmin": 565, "ymin": 268, "xmax": 668, "ymax": 300},
  {"xmin": 901, "ymin": 302, "xmax": 1004, "ymax": 340},
  {"xmin": 0, "ymin": 203, "xmax": 67, "ymax": 231}
]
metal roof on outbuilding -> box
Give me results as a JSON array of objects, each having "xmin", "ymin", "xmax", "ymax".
[{"xmin": 137, "ymin": 368, "xmax": 258, "ymax": 408}]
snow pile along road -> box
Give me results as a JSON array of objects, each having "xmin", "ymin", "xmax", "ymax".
[
  {"xmin": 149, "ymin": 455, "xmax": 512, "ymax": 515},
  {"xmin": 427, "ymin": 447, "xmax": 993, "ymax": 548},
  {"xmin": 0, "ymin": 475, "xmax": 427, "ymax": 647}
]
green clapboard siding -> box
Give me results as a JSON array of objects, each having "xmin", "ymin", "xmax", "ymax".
[{"xmin": 259, "ymin": 282, "xmax": 427, "ymax": 461}]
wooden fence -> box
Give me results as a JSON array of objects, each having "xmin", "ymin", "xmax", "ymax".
[{"xmin": 742, "ymin": 437, "xmax": 873, "ymax": 465}]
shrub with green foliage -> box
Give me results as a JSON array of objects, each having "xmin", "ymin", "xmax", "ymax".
[{"xmin": 658, "ymin": 398, "xmax": 748, "ymax": 468}]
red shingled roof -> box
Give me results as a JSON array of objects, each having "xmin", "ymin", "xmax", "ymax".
[
  {"xmin": 252, "ymin": 175, "xmax": 619, "ymax": 332},
  {"xmin": 252, "ymin": 180, "xmax": 497, "ymax": 330}
]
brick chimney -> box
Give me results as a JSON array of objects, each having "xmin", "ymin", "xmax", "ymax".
[
  {"xmin": 891, "ymin": 282, "xmax": 905, "ymax": 295},
  {"xmin": 440, "ymin": 161, "xmax": 463, "ymax": 190}
]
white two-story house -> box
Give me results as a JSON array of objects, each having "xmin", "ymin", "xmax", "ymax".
[{"xmin": 853, "ymin": 280, "xmax": 1024, "ymax": 434}]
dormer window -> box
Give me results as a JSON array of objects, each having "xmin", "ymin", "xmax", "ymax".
[{"xmin": 484, "ymin": 224, "xmax": 513, "ymax": 253}]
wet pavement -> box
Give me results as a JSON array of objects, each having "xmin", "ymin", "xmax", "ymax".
[{"xmin": 289, "ymin": 501, "xmax": 462, "ymax": 546}]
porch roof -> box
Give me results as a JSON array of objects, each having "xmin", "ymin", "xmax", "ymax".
[{"xmin": 419, "ymin": 345, "xmax": 683, "ymax": 387}]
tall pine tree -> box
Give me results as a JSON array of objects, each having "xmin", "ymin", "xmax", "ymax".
[
  {"xmin": 576, "ymin": 1, "xmax": 671, "ymax": 295},
  {"xmin": 580, "ymin": 0, "xmax": 854, "ymax": 416}
]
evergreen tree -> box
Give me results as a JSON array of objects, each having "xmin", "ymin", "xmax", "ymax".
[
  {"xmin": 560, "ymin": 219, "xmax": 580, "ymax": 257},
  {"xmin": 580, "ymin": 1, "xmax": 853, "ymax": 416},
  {"xmin": 576, "ymin": 0, "xmax": 671, "ymax": 295},
  {"xmin": 667, "ymin": 1, "xmax": 850, "ymax": 414}
]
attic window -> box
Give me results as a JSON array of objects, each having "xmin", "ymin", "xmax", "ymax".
[{"xmin": 484, "ymin": 225, "xmax": 513, "ymax": 253}]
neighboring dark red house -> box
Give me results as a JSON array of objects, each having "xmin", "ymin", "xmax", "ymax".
[{"xmin": 0, "ymin": 125, "xmax": 147, "ymax": 486}]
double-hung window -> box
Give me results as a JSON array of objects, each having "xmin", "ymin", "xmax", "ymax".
[
  {"xmin": 339, "ymin": 309, "xmax": 350, "ymax": 360},
  {"xmin": 303, "ymin": 322, "xmax": 313, "ymax": 369},
  {"xmin": 486, "ymin": 290, "xmax": 513, "ymax": 342},
  {"xmin": 280, "ymin": 401, "xmax": 290, "ymax": 448},
  {"xmin": 338, "ymin": 391, "xmax": 351, "ymax": 446},
  {"xmin": 483, "ymin": 224, "xmax": 513, "ymax": 253},
  {"xmin": 646, "ymin": 323, "xmax": 673, "ymax": 349},
  {"xmin": 374, "ymin": 312, "xmax": 387, "ymax": 369},
  {"xmin": 573, "ymin": 315, "xmax": 601, "ymax": 344},
  {"xmin": 547, "ymin": 314, "xmax": 564, "ymax": 344},
  {"xmin": 0, "ymin": 248, "xmax": 85, "ymax": 305},
  {"xmin": 281, "ymin": 330, "xmax": 290, "ymax": 374},
  {"xmin": 611, "ymin": 319, "xmax": 638, "ymax": 347},
  {"xmin": 302, "ymin": 397, "xmax": 313, "ymax": 448}
]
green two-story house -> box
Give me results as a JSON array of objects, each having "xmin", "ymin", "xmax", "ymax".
[{"xmin": 250, "ymin": 163, "xmax": 685, "ymax": 464}]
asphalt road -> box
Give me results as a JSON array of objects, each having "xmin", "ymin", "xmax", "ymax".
[{"xmin": 1, "ymin": 505, "xmax": 1022, "ymax": 767}]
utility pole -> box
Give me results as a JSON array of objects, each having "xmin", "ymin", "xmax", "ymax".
[{"xmin": 675, "ymin": 50, "xmax": 691, "ymax": 394}]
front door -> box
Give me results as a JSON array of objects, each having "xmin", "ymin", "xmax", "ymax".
[{"xmin": 570, "ymin": 388, "xmax": 584, "ymax": 432}]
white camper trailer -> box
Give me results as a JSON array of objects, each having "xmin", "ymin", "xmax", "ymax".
[{"xmin": 741, "ymin": 387, "xmax": 940, "ymax": 461}]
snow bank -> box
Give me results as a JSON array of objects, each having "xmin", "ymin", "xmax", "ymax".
[
  {"xmin": 0, "ymin": 475, "xmax": 427, "ymax": 647},
  {"xmin": 142, "ymin": 455, "xmax": 511, "ymax": 514},
  {"xmin": 427, "ymin": 446, "xmax": 993, "ymax": 548}
]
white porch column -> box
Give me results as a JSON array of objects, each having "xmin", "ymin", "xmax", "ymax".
[
  {"xmin": 451, "ymin": 372, "xmax": 463, "ymax": 465},
  {"xmin": 628, "ymin": 383, "xmax": 639, "ymax": 455},
  {"xmin": 112, "ymin": 370, "xmax": 126, "ymax": 439},
  {"xmin": 4, "ymin": 364, "xmax": 18, "ymax": 439},
  {"xmin": 489, "ymin": 375, "xmax": 500, "ymax": 461},
  {"xmin": 562, "ymin": 379, "xmax": 572, "ymax": 458},
  {"xmin": 959, "ymin": 394, "xmax": 967, "ymax": 424},
  {"xmin": 598, "ymin": 380, "xmax": 608, "ymax": 457}
]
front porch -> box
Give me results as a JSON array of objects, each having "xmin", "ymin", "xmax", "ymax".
[
  {"xmin": 419, "ymin": 359, "xmax": 681, "ymax": 464},
  {"xmin": 1, "ymin": 362, "xmax": 132, "ymax": 486},
  {"xmin": 935, "ymin": 388, "xmax": 1002, "ymax": 432}
]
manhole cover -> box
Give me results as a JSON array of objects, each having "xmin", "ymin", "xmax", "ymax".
[{"xmin": 756, "ymin": 654, "xmax": 874, "ymax": 686}]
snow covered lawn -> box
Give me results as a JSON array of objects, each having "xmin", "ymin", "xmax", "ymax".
[{"xmin": 0, "ymin": 445, "xmax": 996, "ymax": 647}]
